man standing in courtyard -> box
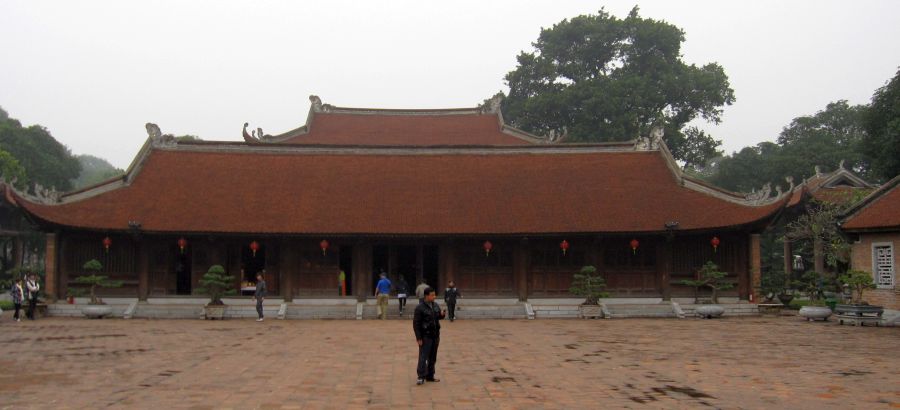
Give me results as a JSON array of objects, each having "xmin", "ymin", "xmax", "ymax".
[
  {"xmin": 254, "ymin": 272, "xmax": 266, "ymax": 322},
  {"xmin": 413, "ymin": 287, "xmax": 445, "ymax": 385},
  {"xmin": 25, "ymin": 272, "xmax": 40, "ymax": 320},
  {"xmin": 444, "ymin": 280, "xmax": 461, "ymax": 322},
  {"xmin": 375, "ymin": 270, "xmax": 391, "ymax": 320}
]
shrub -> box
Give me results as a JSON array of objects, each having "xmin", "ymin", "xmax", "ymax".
[
  {"xmin": 198, "ymin": 265, "xmax": 236, "ymax": 305},
  {"xmin": 569, "ymin": 265, "xmax": 609, "ymax": 305},
  {"xmin": 73, "ymin": 259, "xmax": 123, "ymax": 305}
]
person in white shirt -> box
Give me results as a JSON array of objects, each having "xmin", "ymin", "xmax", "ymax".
[{"xmin": 25, "ymin": 273, "xmax": 40, "ymax": 321}]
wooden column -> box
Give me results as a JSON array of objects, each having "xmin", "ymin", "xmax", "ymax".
[
  {"xmin": 749, "ymin": 233, "xmax": 761, "ymax": 303},
  {"xmin": 438, "ymin": 240, "xmax": 453, "ymax": 292},
  {"xmin": 660, "ymin": 235, "xmax": 673, "ymax": 301},
  {"xmin": 12, "ymin": 237, "xmax": 24, "ymax": 270},
  {"xmin": 352, "ymin": 242, "xmax": 372, "ymax": 301},
  {"xmin": 783, "ymin": 239, "xmax": 793, "ymax": 287},
  {"xmin": 137, "ymin": 239, "xmax": 149, "ymax": 301},
  {"xmin": 279, "ymin": 239, "xmax": 295, "ymax": 301},
  {"xmin": 44, "ymin": 233, "xmax": 58, "ymax": 302},
  {"xmin": 58, "ymin": 236, "xmax": 69, "ymax": 301},
  {"xmin": 513, "ymin": 238, "xmax": 529, "ymax": 301},
  {"xmin": 813, "ymin": 237, "xmax": 825, "ymax": 275}
]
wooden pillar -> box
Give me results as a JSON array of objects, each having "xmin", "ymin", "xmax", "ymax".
[
  {"xmin": 44, "ymin": 233, "xmax": 58, "ymax": 302},
  {"xmin": 279, "ymin": 239, "xmax": 295, "ymax": 301},
  {"xmin": 749, "ymin": 233, "xmax": 761, "ymax": 303},
  {"xmin": 813, "ymin": 237, "xmax": 825, "ymax": 275},
  {"xmin": 12, "ymin": 237, "xmax": 24, "ymax": 270},
  {"xmin": 137, "ymin": 239, "xmax": 149, "ymax": 301},
  {"xmin": 352, "ymin": 242, "xmax": 372, "ymax": 301},
  {"xmin": 513, "ymin": 238, "xmax": 529, "ymax": 301},
  {"xmin": 783, "ymin": 238, "xmax": 793, "ymax": 287},
  {"xmin": 660, "ymin": 235, "xmax": 673, "ymax": 301},
  {"xmin": 438, "ymin": 240, "xmax": 453, "ymax": 292},
  {"xmin": 58, "ymin": 236, "xmax": 69, "ymax": 301}
]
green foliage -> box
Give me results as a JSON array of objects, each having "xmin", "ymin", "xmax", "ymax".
[
  {"xmin": 569, "ymin": 265, "xmax": 608, "ymax": 305},
  {"xmin": 0, "ymin": 300, "xmax": 13, "ymax": 310},
  {"xmin": 0, "ymin": 148, "xmax": 27, "ymax": 190},
  {"xmin": 74, "ymin": 259, "xmax": 123, "ymax": 304},
  {"xmin": 838, "ymin": 270, "xmax": 875, "ymax": 304},
  {"xmin": 500, "ymin": 6, "xmax": 733, "ymax": 169},
  {"xmin": 679, "ymin": 261, "xmax": 734, "ymax": 303},
  {"xmin": 708, "ymin": 101, "xmax": 870, "ymax": 191},
  {"xmin": 198, "ymin": 265, "xmax": 236, "ymax": 305},
  {"xmin": 798, "ymin": 271, "xmax": 833, "ymax": 301},
  {"xmin": 785, "ymin": 200, "xmax": 848, "ymax": 273},
  {"xmin": 70, "ymin": 155, "xmax": 123, "ymax": 189},
  {"xmin": 863, "ymin": 68, "xmax": 900, "ymax": 181},
  {"xmin": 0, "ymin": 109, "xmax": 81, "ymax": 192}
]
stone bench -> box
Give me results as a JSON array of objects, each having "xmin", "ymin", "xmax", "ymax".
[
  {"xmin": 757, "ymin": 303, "xmax": 784, "ymax": 315},
  {"xmin": 836, "ymin": 314, "xmax": 882, "ymax": 327}
]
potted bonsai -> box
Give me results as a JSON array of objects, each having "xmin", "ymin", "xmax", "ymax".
[
  {"xmin": 679, "ymin": 261, "xmax": 733, "ymax": 318},
  {"xmin": 75, "ymin": 259, "xmax": 123, "ymax": 319},
  {"xmin": 797, "ymin": 271, "xmax": 832, "ymax": 321},
  {"xmin": 569, "ymin": 265, "xmax": 608, "ymax": 319},
  {"xmin": 835, "ymin": 270, "xmax": 883, "ymax": 317},
  {"xmin": 198, "ymin": 265, "xmax": 236, "ymax": 320}
]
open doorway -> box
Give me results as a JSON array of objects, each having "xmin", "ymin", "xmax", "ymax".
[
  {"xmin": 423, "ymin": 245, "xmax": 439, "ymax": 290},
  {"xmin": 174, "ymin": 245, "xmax": 192, "ymax": 295},
  {"xmin": 241, "ymin": 243, "xmax": 266, "ymax": 284},
  {"xmin": 338, "ymin": 245, "xmax": 353, "ymax": 296}
]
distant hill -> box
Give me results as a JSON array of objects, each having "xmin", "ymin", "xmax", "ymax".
[{"xmin": 70, "ymin": 154, "xmax": 123, "ymax": 190}]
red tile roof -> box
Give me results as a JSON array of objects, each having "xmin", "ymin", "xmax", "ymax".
[
  {"xmin": 11, "ymin": 146, "xmax": 783, "ymax": 235},
  {"xmin": 278, "ymin": 112, "xmax": 534, "ymax": 146},
  {"xmin": 843, "ymin": 176, "xmax": 900, "ymax": 231}
]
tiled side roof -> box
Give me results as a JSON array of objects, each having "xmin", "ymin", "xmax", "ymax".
[
  {"xmin": 278, "ymin": 112, "xmax": 535, "ymax": 146},
  {"xmin": 11, "ymin": 147, "xmax": 783, "ymax": 235},
  {"xmin": 843, "ymin": 175, "xmax": 900, "ymax": 231}
]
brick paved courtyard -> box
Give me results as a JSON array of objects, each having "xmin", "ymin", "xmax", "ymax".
[{"xmin": 0, "ymin": 314, "xmax": 897, "ymax": 409}]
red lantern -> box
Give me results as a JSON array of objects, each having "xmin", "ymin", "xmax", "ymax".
[
  {"xmin": 560, "ymin": 240, "xmax": 570, "ymax": 255},
  {"xmin": 102, "ymin": 236, "xmax": 112, "ymax": 253},
  {"xmin": 711, "ymin": 236, "xmax": 720, "ymax": 253},
  {"xmin": 483, "ymin": 240, "xmax": 493, "ymax": 256},
  {"xmin": 177, "ymin": 237, "xmax": 188, "ymax": 254},
  {"xmin": 249, "ymin": 240, "xmax": 260, "ymax": 257},
  {"xmin": 629, "ymin": 238, "xmax": 639, "ymax": 255},
  {"xmin": 320, "ymin": 239, "xmax": 330, "ymax": 256}
]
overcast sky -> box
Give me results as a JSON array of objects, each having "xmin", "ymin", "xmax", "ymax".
[{"xmin": 1, "ymin": 1, "xmax": 898, "ymax": 170}]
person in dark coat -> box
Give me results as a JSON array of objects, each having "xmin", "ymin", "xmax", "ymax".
[
  {"xmin": 395, "ymin": 276, "xmax": 409, "ymax": 314},
  {"xmin": 413, "ymin": 287, "xmax": 445, "ymax": 385},
  {"xmin": 25, "ymin": 273, "xmax": 40, "ymax": 320},
  {"xmin": 443, "ymin": 281, "xmax": 461, "ymax": 322},
  {"xmin": 10, "ymin": 278, "xmax": 24, "ymax": 322},
  {"xmin": 254, "ymin": 272, "xmax": 267, "ymax": 322}
]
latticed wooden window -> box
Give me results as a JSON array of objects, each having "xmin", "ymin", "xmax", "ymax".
[{"xmin": 873, "ymin": 243, "xmax": 894, "ymax": 288}]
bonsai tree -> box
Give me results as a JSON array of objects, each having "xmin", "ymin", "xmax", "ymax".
[
  {"xmin": 569, "ymin": 265, "xmax": 609, "ymax": 305},
  {"xmin": 798, "ymin": 271, "xmax": 828, "ymax": 306},
  {"xmin": 73, "ymin": 259, "xmax": 123, "ymax": 305},
  {"xmin": 838, "ymin": 270, "xmax": 875, "ymax": 305},
  {"xmin": 198, "ymin": 265, "xmax": 236, "ymax": 305},
  {"xmin": 679, "ymin": 261, "xmax": 734, "ymax": 304}
]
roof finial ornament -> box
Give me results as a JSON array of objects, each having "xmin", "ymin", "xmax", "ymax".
[
  {"xmin": 309, "ymin": 95, "xmax": 323, "ymax": 112},
  {"xmin": 635, "ymin": 125, "xmax": 664, "ymax": 151},
  {"xmin": 32, "ymin": 182, "xmax": 60, "ymax": 204},
  {"xmin": 242, "ymin": 122, "xmax": 259, "ymax": 143},
  {"xmin": 814, "ymin": 165, "xmax": 822, "ymax": 177},
  {"xmin": 744, "ymin": 183, "xmax": 772, "ymax": 205},
  {"xmin": 839, "ymin": 159, "xmax": 846, "ymax": 170},
  {"xmin": 786, "ymin": 176, "xmax": 795, "ymax": 192},
  {"xmin": 145, "ymin": 123, "xmax": 175, "ymax": 148}
]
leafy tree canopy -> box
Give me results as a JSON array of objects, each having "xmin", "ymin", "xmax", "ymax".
[
  {"xmin": 71, "ymin": 154, "xmax": 123, "ymax": 190},
  {"xmin": 0, "ymin": 106, "xmax": 81, "ymax": 192},
  {"xmin": 501, "ymin": 6, "xmax": 734, "ymax": 169},
  {"xmin": 863, "ymin": 67, "xmax": 900, "ymax": 181}
]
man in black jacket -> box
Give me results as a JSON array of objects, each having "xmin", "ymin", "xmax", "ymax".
[{"xmin": 413, "ymin": 287, "xmax": 445, "ymax": 385}]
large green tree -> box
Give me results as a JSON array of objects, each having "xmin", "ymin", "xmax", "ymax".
[
  {"xmin": 501, "ymin": 7, "xmax": 734, "ymax": 169},
  {"xmin": 708, "ymin": 100, "xmax": 869, "ymax": 192},
  {"xmin": 71, "ymin": 154, "xmax": 123, "ymax": 189},
  {"xmin": 863, "ymin": 68, "xmax": 900, "ymax": 181},
  {"xmin": 0, "ymin": 107, "xmax": 81, "ymax": 192}
]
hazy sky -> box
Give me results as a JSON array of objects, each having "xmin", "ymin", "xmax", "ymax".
[{"xmin": 1, "ymin": 1, "xmax": 898, "ymax": 170}]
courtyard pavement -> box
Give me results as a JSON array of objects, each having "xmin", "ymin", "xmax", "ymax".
[{"xmin": 0, "ymin": 313, "xmax": 897, "ymax": 409}]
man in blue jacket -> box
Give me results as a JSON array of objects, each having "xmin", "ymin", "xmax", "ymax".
[{"xmin": 413, "ymin": 287, "xmax": 446, "ymax": 385}]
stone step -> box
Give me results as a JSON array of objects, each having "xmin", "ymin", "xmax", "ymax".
[{"xmin": 604, "ymin": 303, "xmax": 677, "ymax": 319}]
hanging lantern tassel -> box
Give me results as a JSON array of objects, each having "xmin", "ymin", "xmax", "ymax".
[
  {"xmin": 102, "ymin": 236, "xmax": 112, "ymax": 254},
  {"xmin": 560, "ymin": 240, "xmax": 569, "ymax": 256},
  {"xmin": 250, "ymin": 241, "xmax": 259, "ymax": 257},
  {"xmin": 483, "ymin": 240, "xmax": 493, "ymax": 257},
  {"xmin": 178, "ymin": 237, "xmax": 188, "ymax": 254},
  {"xmin": 630, "ymin": 239, "xmax": 639, "ymax": 255},
  {"xmin": 711, "ymin": 236, "xmax": 720, "ymax": 253},
  {"xmin": 320, "ymin": 239, "xmax": 330, "ymax": 256}
]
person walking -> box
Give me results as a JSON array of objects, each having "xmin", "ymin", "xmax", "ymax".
[
  {"xmin": 25, "ymin": 273, "xmax": 39, "ymax": 320},
  {"xmin": 444, "ymin": 281, "xmax": 461, "ymax": 322},
  {"xmin": 413, "ymin": 287, "xmax": 445, "ymax": 385},
  {"xmin": 415, "ymin": 279, "xmax": 430, "ymax": 303},
  {"xmin": 375, "ymin": 271, "xmax": 392, "ymax": 320},
  {"xmin": 10, "ymin": 278, "xmax": 24, "ymax": 322},
  {"xmin": 395, "ymin": 275, "xmax": 409, "ymax": 315},
  {"xmin": 254, "ymin": 272, "xmax": 266, "ymax": 322}
]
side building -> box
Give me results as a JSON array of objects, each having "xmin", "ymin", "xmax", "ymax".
[{"xmin": 3, "ymin": 96, "xmax": 789, "ymax": 305}]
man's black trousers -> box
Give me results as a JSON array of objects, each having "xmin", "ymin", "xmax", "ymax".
[{"xmin": 417, "ymin": 336, "xmax": 440, "ymax": 380}]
